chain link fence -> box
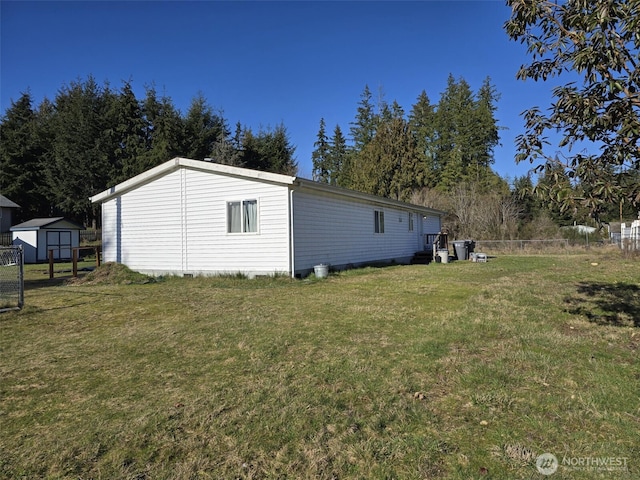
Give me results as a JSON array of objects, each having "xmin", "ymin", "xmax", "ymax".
[
  {"xmin": 1, "ymin": 246, "xmax": 24, "ymax": 312},
  {"xmin": 474, "ymin": 239, "xmax": 570, "ymax": 254}
]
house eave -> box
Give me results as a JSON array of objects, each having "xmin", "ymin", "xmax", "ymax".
[
  {"xmin": 90, "ymin": 156, "xmax": 446, "ymax": 218},
  {"xmin": 292, "ymin": 178, "xmax": 447, "ymax": 217}
]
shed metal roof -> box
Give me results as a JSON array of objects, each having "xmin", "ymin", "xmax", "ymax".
[{"xmin": 10, "ymin": 217, "xmax": 85, "ymax": 231}]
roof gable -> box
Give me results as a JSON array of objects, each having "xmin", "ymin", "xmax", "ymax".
[
  {"xmin": 0, "ymin": 194, "xmax": 20, "ymax": 209},
  {"xmin": 90, "ymin": 157, "xmax": 296, "ymax": 203},
  {"xmin": 10, "ymin": 217, "xmax": 85, "ymax": 231}
]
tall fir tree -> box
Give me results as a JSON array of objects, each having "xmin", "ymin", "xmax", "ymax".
[
  {"xmin": 259, "ymin": 123, "xmax": 297, "ymax": 175},
  {"xmin": 312, "ymin": 118, "xmax": 330, "ymax": 182},
  {"xmin": 182, "ymin": 93, "xmax": 229, "ymax": 161},
  {"xmin": 110, "ymin": 81, "xmax": 147, "ymax": 183},
  {"xmin": 349, "ymin": 85, "xmax": 377, "ymax": 153},
  {"xmin": 328, "ymin": 124, "xmax": 348, "ymax": 186},
  {"xmin": 0, "ymin": 92, "xmax": 50, "ymax": 220},
  {"xmin": 434, "ymin": 75, "xmax": 475, "ymax": 189},
  {"xmin": 469, "ymin": 77, "xmax": 501, "ymax": 185},
  {"xmin": 408, "ymin": 90, "xmax": 437, "ymax": 188},
  {"xmin": 139, "ymin": 87, "xmax": 185, "ymax": 171},
  {"xmin": 239, "ymin": 124, "xmax": 297, "ymax": 175},
  {"xmin": 434, "ymin": 75, "xmax": 501, "ymax": 191},
  {"xmin": 46, "ymin": 76, "xmax": 115, "ymax": 226}
]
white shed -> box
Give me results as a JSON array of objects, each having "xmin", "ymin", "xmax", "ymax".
[
  {"xmin": 11, "ymin": 217, "xmax": 84, "ymax": 264},
  {"xmin": 91, "ymin": 157, "xmax": 445, "ymax": 278}
]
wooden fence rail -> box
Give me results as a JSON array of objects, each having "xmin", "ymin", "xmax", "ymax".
[{"xmin": 48, "ymin": 246, "xmax": 101, "ymax": 279}]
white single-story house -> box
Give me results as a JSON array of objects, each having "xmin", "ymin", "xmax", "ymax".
[
  {"xmin": 11, "ymin": 217, "xmax": 84, "ymax": 263},
  {"xmin": 0, "ymin": 194, "xmax": 20, "ymax": 233},
  {"xmin": 90, "ymin": 157, "xmax": 445, "ymax": 278}
]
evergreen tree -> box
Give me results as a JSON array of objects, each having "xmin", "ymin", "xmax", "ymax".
[
  {"xmin": 469, "ymin": 77, "xmax": 501, "ymax": 183},
  {"xmin": 32, "ymin": 98, "xmax": 57, "ymax": 215},
  {"xmin": 513, "ymin": 175, "xmax": 537, "ymax": 224},
  {"xmin": 259, "ymin": 123, "xmax": 297, "ymax": 175},
  {"xmin": 434, "ymin": 75, "xmax": 476, "ymax": 189},
  {"xmin": 110, "ymin": 81, "xmax": 147, "ymax": 182},
  {"xmin": 0, "ymin": 92, "xmax": 50, "ymax": 220},
  {"xmin": 239, "ymin": 128, "xmax": 263, "ymax": 171},
  {"xmin": 46, "ymin": 76, "xmax": 115, "ymax": 226},
  {"xmin": 434, "ymin": 75, "xmax": 501, "ymax": 191},
  {"xmin": 182, "ymin": 93, "xmax": 228, "ymax": 161},
  {"xmin": 328, "ymin": 124, "xmax": 348, "ymax": 186},
  {"xmin": 312, "ymin": 118, "xmax": 330, "ymax": 182},
  {"xmin": 239, "ymin": 124, "xmax": 297, "ymax": 175},
  {"xmin": 390, "ymin": 100, "xmax": 405, "ymax": 120},
  {"xmin": 231, "ymin": 122, "xmax": 243, "ymax": 151},
  {"xmin": 139, "ymin": 87, "xmax": 184, "ymax": 170},
  {"xmin": 349, "ymin": 117, "xmax": 422, "ymax": 201},
  {"xmin": 408, "ymin": 90, "xmax": 437, "ymax": 187},
  {"xmin": 349, "ymin": 85, "xmax": 377, "ymax": 152}
]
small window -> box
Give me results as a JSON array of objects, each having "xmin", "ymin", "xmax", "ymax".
[
  {"xmin": 228, "ymin": 199, "xmax": 258, "ymax": 233},
  {"xmin": 409, "ymin": 213, "xmax": 414, "ymax": 232},
  {"xmin": 374, "ymin": 210, "xmax": 385, "ymax": 234}
]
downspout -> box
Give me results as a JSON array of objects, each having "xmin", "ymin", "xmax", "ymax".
[{"xmin": 289, "ymin": 187, "xmax": 296, "ymax": 278}]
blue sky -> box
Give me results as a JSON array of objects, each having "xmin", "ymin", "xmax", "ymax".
[{"xmin": 1, "ymin": 0, "xmax": 562, "ymax": 181}]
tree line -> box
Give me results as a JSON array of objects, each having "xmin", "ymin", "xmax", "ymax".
[
  {"xmin": 313, "ymin": 75, "xmax": 638, "ymax": 240},
  {"xmin": 312, "ymin": 75, "xmax": 503, "ymax": 198},
  {"xmin": 312, "ymin": 76, "xmax": 528, "ymax": 239},
  {"xmin": 0, "ymin": 76, "xmax": 297, "ymax": 227}
]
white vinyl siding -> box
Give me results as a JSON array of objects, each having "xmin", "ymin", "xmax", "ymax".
[
  {"xmin": 96, "ymin": 158, "xmax": 444, "ymax": 278},
  {"xmin": 102, "ymin": 167, "xmax": 290, "ymax": 276},
  {"xmin": 292, "ymin": 190, "xmax": 424, "ymax": 274},
  {"xmin": 423, "ymin": 214, "xmax": 441, "ymax": 234},
  {"xmin": 11, "ymin": 231, "xmax": 37, "ymax": 263}
]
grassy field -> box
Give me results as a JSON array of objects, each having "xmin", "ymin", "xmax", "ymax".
[{"xmin": 1, "ymin": 251, "xmax": 638, "ymax": 479}]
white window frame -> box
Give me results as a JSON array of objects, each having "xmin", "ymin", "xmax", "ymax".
[
  {"xmin": 374, "ymin": 210, "xmax": 385, "ymax": 234},
  {"xmin": 227, "ymin": 199, "xmax": 259, "ymax": 234}
]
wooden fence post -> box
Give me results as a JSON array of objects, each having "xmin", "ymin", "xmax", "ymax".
[
  {"xmin": 49, "ymin": 249, "xmax": 54, "ymax": 279},
  {"xmin": 72, "ymin": 248, "xmax": 78, "ymax": 277}
]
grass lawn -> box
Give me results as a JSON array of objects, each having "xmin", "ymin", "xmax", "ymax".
[{"xmin": 1, "ymin": 251, "xmax": 638, "ymax": 479}]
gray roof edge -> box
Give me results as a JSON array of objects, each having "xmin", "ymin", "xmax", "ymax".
[
  {"xmin": 293, "ymin": 178, "xmax": 447, "ymax": 216},
  {"xmin": 0, "ymin": 194, "xmax": 20, "ymax": 208},
  {"xmin": 91, "ymin": 157, "xmax": 296, "ymax": 203},
  {"xmin": 10, "ymin": 217, "xmax": 85, "ymax": 230}
]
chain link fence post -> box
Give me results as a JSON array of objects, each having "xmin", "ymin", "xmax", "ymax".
[{"xmin": 0, "ymin": 245, "xmax": 24, "ymax": 312}]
